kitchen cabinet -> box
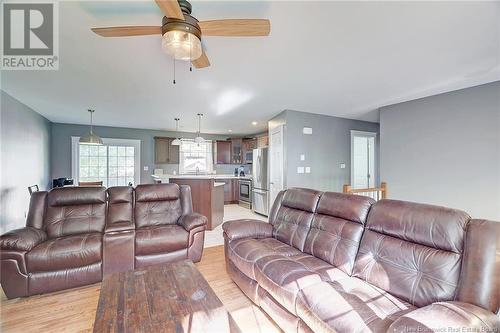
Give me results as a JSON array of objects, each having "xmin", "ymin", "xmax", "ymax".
[
  {"xmin": 216, "ymin": 141, "xmax": 232, "ymax": 164},
  {"xmin": 231, "ymin": 139, "xmax": 243, "ymax": 164},
  {"xmin": 222, "ymin": 179, "xmax": 240, "ymax": 204},
  {"xmin": 154, "ymin": 137, "xmax": 179, "ymax": 164},
  {"xmin": 257, "ymin": 135, "xmax": 269, "ymax": 148}
]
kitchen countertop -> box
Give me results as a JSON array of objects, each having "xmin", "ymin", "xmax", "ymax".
[{"xmin": 152, "ymin": 174, "xmax": 252, "ymax": 181}]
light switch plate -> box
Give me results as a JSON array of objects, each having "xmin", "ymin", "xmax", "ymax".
[
  {"xmin": 305, "ymin": 167, "xmax": 311, "ymax": 173},
  {"xmin": 143, "ymin": 166, "xmax": 149, "ymax": 171},
  {"xmin": 297, "ymin": 167, "xmax": 305, "ymax": 174},
  {"xmin": 340, "ymin": 163, "xmax": 346, "ymax": 169},
  {"xmin": 303, "ymin": 127, "xmax": 313, "ymax": 135},
  {"xmin": 300, "ymin": 154, "xmax": 305, "ymax": 161}
]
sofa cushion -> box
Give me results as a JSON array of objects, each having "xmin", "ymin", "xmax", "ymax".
[
  {"xmin": 134, "ymin": 184, "xmax": 183, "ymax": 228},
  {"xmin": 303, "ymin": 192, "xmax": 373, "ymax": 275},
  {"xmin": 135, "ymin": 225, "xmax": 189, "ymax": 255},
  {"xmin": 272, "ymin": 188, "xmax": 322, "ymax": 251},
  {"xmin": 227, "ymin": 237, "xmax": 301, "ymax": 280},
  {"xmin": 26, "ymin": 233, "xmax": 102, "ymax": 272},
  {"xmin": 254, "ymin": 253, "xmax": 348, "ymax": 315},
  {"xmin": 45, "ymin": 187, "xmax": 106, "ymax": 238},
  {"xmin": 296, "ymin": 279, "xmax": 416, "ymax": 333},
  {"xmin": 353, "ymin": 200, "xmax": 469, "ymax": 307}
]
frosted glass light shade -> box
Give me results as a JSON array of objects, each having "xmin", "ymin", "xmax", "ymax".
[
  {"xmin": 171, "ymin": 138, "xmax": 181, "ymax": 146},
  {"xmin": 79, "ymin": 132, "xmax": 103, "ymax": 145},
  {"xmin": 162, "ymin": 30, "xmax": 202, "ymax": 61},
  {"xmin": 194, "ymin": 136, "xmax": 204, "ymax": 144}
]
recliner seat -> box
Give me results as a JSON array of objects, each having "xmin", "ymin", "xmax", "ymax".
[
  {"xmin": 223, "ymin": 188, "xmax": 500, "ymax": 333},
  {"xmin": 0, "ymin": 183, "xmax": 207, "ymax": 299}
]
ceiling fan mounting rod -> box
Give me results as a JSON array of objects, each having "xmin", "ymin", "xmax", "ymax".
[{"xmin": 177, "ymin": 0, "xmax": 192, "ymax": 15}]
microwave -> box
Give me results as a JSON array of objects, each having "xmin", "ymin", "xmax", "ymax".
[{"xmin": 244, "ymin": 150, "xmax": 253, "ymax": 164}]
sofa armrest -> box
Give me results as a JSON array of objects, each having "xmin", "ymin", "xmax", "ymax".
[
  {"xmin": 178, "ymin": 213, "xmax": 207, "ymax": 232},
  {"xmin": 105, "ymin": 221, "xmax": 135, "ymax": 233},
  {"xmin": 388, "ymin": 301, "xmax": 500, "ymax": 333},
  {"xmin": 222, "ymin": 219, "xmax": 273, "ymax": 241},
  {"xmin": 0, "ymin": 227, "xmax": 47, "ymax": 252}
]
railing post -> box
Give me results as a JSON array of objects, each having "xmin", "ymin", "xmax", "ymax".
[
  {"xmin": 343, "ymin": 184, "xmax": 351, "ymax": 194},
  {"xmin": 381, "ymin": 182, "xmax": 387, "ymax": 199}
]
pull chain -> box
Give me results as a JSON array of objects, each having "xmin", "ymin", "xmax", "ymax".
[
  {"xmin": 173, "ymin": 57, "xmax": 176, "ymax": 84},
  {"xmin": 189, "ymin": 38, "xmax": 193, "ymax": 72}
]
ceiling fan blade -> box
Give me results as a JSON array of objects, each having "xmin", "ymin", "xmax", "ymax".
[
  {"xmin": 91, "ymin": 26, "xmax": 161, "ymax": 37},
  {"xmin": 154, "ymin": 0, "xmax": 184, "ymax": 20},
  {"xmin": 199, "ymin": 19, "xmax": 270, "ymax": 36},
  {"xmin": 192, "ymin": 50, "xmax": 210, "ymax": 68}
]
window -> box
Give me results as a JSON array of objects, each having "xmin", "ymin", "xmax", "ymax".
[
  {"xmin": 179, "ymin": 139, "xmax": 213, "ymax": 174},
  {"xmin": 72, "ymin": 137, "xmax": 141, "ymax": 186}
]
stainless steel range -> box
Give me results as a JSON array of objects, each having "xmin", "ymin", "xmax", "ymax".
[{"xmin": 238, "ymin": 179, "xmax": 252, "ymax": 209}]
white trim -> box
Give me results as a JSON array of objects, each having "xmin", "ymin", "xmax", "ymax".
[
  {"xmin": 350, "ymin": 130, "xmax": 377, "ymax": 188},
  {"xmin": 71, "ymin": 136, "xmax": 141, "ymax": 185}
]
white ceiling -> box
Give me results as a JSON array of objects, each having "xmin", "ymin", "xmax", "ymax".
[{"xmin": 2, "ymin": 1, "xmax": 499, "ymax": 135}]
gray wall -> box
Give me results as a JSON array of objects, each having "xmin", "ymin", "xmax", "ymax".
[
  {"xmin": 380, "ymin": 81, "xmax": 500, "ymax": 220},
  {"xmin": 1, "ymin": 91, "xmax": 52, "ymax": 233},
  {"xmin": 271, "ymin": 110, "xmax": 380, "ymax": 192},
  {"xmin": 51, "ymin": 123, "xmax": 252, "ymax": 183}
]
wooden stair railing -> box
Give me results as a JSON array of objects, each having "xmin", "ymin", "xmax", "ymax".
[{"xmin": 343, "ymin": 182, "xmax": 387, "ymax": 201}]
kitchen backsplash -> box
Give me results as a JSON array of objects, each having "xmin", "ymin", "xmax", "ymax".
[{"xmin": 154, "ymin": 164, "xmax": 251, "ymax": 175}]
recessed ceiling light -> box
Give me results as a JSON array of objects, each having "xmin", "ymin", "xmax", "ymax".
[
  {"xmin": 252, "ymin": 121, "xmax": 258, "ymax": 126},
  {"xmin": 228, "ymin": 129, "xmax": 233, "ymax": 132}
]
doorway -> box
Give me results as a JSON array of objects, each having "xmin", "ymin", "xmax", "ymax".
[
  {"xmin": 269, "ymin": 125, "xmax": 285, "ymax": 207},
  {"xmin": 351, "ymin": 131, "xmax": 377, "ymax": 189}
]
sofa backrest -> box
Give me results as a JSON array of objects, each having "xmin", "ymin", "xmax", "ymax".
[
  {"xmin": 457, "ymin": 219, "xmax": 500, "ymax": 313},
  {"xmin": 134, "ymin": 184, "xmax": 182, "ymax": 228},
  {"xmin": 303, "ymin": 192, "xmax": 374, "ymax": 275},
  {"xmin": 271, "ymin": 188, "xmax": 322, "ymax": 251},
  {"xmin": 107, "ymin": 186, "xmax": 134, "ymax": 226},
  {"xmin": 45, "ymin": 187, "xmax": 107, "ymax": 238},
  {"xmin": 353, "ymin": 199, "xmax": 470, "ymax": 308},
  {"xmin": 26, "ymin": 191, "xmax": 47, "ymax": 229}
]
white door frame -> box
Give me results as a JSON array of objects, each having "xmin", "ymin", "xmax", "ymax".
[
  {"xmin": 350, "ymin": 130, "xmax": 377, "ymax": 188},
  {"xmin": 71, "ymin": 136, "xmax": 141, "ymax": 185},
  {"xmin": 269, "ymin": 124, "xmax": 285, "ymax": 208}
]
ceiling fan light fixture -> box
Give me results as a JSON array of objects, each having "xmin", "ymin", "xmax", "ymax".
[{"xmin": 161, "ymin": 15, "xmax": 202, "ymax": 61}]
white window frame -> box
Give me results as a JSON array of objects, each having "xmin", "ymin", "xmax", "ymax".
[
  {"xmin": 350, "ymin": 130, "xmax": 377, "ymax": 188},
  {"xmin": 71, "ymin": 137, "xmax": 141, "ymax": 185},
  {"xmin": 179, "ymin": 139, "xmax": 214, "ymax": 174}
]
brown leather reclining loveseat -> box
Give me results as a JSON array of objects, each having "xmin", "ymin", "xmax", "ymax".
[
  {"xmin": 0, "ymin": 183, "xmax": 207, "ymax": 299},
  {"xmin": 223, "ymin": 188, "xmax": 500, "ymax": 333}
]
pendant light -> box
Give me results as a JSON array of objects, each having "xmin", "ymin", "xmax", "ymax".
[
  {"xmin": 194, "ymin": 113, "xmax": 204, "ymax": 144},
  {"xmin": 171, "ymin": 118, "xmax": 181, "ymax": 146},
  {"xmin": 79, "ymin": 109, "xmax": 103, "ymax": 145}
]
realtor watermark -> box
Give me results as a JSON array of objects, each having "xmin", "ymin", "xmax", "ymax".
[{"xmin": 1, "ymin": 1, "xmax": 59, "ymax": 70}]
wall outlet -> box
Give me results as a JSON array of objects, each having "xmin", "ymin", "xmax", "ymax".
[
  {"xmin": 297, "ymin": 166, "xmax": 305, "ymax": 174},
  {"xmin": 143, "ymin": 166, "xmax": 149, "ymax": 171},
  {"xmin": 302, "ymin": 127, "xmax": 313, "ymax": 135},
  {"xmin": 305, "ymin": 167, "xmax": 311, "ymax": 173},
  {"xmin": 300, "ymin": 154, "xmax": 305, "ymax": 161},
  {"xmin": 340, "ymin": 163, "xmax": 346, "ymax": 169}
]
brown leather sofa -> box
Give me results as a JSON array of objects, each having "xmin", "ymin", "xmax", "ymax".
[
  {"xmin": 223, "ymin": 188, "xmax": 500, "ymax": 333},
  {"xmin": 0, "ymin": 183, "xmax": 207, "ymax": 299}
]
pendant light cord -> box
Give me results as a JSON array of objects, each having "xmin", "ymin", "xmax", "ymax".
[
  {"xmin": 173, "ymin": 57, "xmax": 176, "ymax": 84},
  {"xmin": 89, "ymin": 109, "xmax": 94, "ymax": 134}
]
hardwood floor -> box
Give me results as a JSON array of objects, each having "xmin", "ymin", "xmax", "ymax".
[{"xmin": 0, "ymin": 246, "xmax": 281, "ymax": 333}]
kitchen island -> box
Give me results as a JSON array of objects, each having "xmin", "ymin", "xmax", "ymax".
[{"xmin": 151, "ymin": 174, "xmax": 250, "ymax": 230}]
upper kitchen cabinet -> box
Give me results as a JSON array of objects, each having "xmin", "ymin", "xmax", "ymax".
[
  {"xmin": 154, "ymin": 137, "xmax": 179, "ymax": 164},
  {"xmin": 216, "ymin": 141, "xmax": 232, "ymax": 164},
  {"xmin": 257, "ymin": 135, "xmax": 269, "ymax": 148},
  {"xmin": 231, "ymin": 138, "xmax": 243, "ymax": 164}
]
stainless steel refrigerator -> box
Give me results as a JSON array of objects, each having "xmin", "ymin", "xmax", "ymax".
[{"xmin": 252, "ymin": 147, "xmax": 269, "ymax": 216}]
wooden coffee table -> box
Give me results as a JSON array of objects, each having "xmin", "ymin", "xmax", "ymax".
[{"xmin": 93, "ymin": 260, "xmax": 241, "ymax": 333}]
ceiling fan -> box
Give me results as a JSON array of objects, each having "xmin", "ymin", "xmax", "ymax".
[{"xmin": 91, "ymin": 0, "xmax": 271, "ymax": 69}]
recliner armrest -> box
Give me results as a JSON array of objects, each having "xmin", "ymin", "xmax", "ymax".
[
  {"xmin": 105, "ymin": 221, "xmax": 135, "ymax": 233},
  {"xmin": 222, "ymin": 219, "xmax": 273, "ymax": 241},
  {"xmin": 0, "ymin": 227, "xmax": 47, "ymax": 252},
  {"xmin": 178, "ymin": 213, "xmax": 207, "ymax": 232},
  {"xmin": 387, "ymin": 301, "xmax": 500, "ymax": 332}
]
